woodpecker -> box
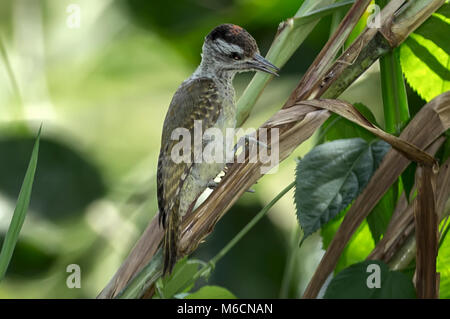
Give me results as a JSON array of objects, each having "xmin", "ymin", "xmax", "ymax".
[{"xmin": 157, "ymin": 24, "xmax": 279, "ymax": 274}]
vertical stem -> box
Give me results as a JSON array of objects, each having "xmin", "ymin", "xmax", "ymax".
[
  {"xmin": 279, "ymin": 225, "xmax": 301, "ymax": 298},
  {"xmin": 206, "ymin": 181, "xmax": 295, "ymax": 269},
  {"xmin": 376, "ymin": 0, "xmax": 409, "ymax": 134},
  {"xmin": 116, "ymin": 249, "xmax": 163, "ymax": 299}
]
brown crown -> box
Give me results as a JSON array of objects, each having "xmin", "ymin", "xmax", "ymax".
[{"xmin": 206, "ymin": 24, "xmax": 258, "ymax": 58}]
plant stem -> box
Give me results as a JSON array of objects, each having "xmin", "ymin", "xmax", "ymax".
[
  {"xmin": 279, "ymin": 225, "xmax": 301, "ymax": 298},
  {"xmin": 103, "ymin": 0, "xmax": 443, "ymax": 300},
  {"xmin": 379, "ymin": 48, "xmax": 410, "ymax": 134},
  {"xmin": 376, "ymin": 0, "xmax": 409, "ymax": 134},
  {"xmin": 116, "ymin": 249, "xmax": 163, "ymax": 299},
  {"xmin": 388, "ymin": 235, "xmax": 416, "ymax": 271},
  {"xmin": 117, "ymin": 181, "xmax": 295, "ymax": 298},
  {"xmin": 183, "ymin": 182, "xmax": 296, "ymax": 292}
]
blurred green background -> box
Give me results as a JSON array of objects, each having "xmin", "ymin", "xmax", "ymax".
[{"xmin": 0, "ymin": 0, "xmax": 426, "ymax": 298}]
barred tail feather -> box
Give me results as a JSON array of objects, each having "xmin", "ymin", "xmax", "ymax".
[
  {"xmin": 163, "ymin": 205, "xmax": 180, "ymax": 275},
  {"xmin": 162, "ymin": 192, "xmax": 199, "ymax": 275},
  {"xmin": 157, "ymin": 152, "xmax": 166, "ymax": 228}
]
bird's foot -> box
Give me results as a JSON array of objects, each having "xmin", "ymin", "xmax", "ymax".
[
  {"xmin": 232, "ymin": 135, "xmax": 270, "ymax": 155},
  {"xmin": 207, "ymin": 181, "xmax": 219, "ymax": 189},
  {"xmin": 207, "ymin": 180, "xmax": 255, "ymax": 193}
]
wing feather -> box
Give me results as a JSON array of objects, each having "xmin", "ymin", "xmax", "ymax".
[{"xmin": 156, "ymin": 77, "xmax": 222, "ymax": 273}]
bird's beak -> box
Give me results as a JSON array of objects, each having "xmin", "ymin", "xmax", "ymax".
[{"xmin": 249, "ymin": 54, "xmax": 280, "ymax": 76}]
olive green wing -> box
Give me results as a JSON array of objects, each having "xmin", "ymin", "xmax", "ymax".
[
  {"xmin": 156, "ymin": 77, "xmax": 222, "ymax": 274},
  {"xmin": 157, "ymin": 77, "xmax": 221, "ymax": 225}
]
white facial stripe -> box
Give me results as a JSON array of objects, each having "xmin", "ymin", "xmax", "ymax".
[{"xmin": 215, "ymin": 38, "xmax": 244, "ymax": 56}]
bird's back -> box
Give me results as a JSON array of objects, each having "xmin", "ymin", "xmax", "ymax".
[{"xmin": 157, "ymin": 77, "xmax": 229, "ymax": 273}]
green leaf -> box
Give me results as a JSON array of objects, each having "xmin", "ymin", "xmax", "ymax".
[
  {"xmin": 0, "ymin": 126, "xmax": 41, "ymax": 281},
  {"xmin": 436, "ymin": 129, "xmax": 450, "ymax": 164},
  {"xmin": 185, "ymin": 285, "xmax": 236, "ymax": 299},
  {"xmin": 438, "ymin": 219, "xmax": 450, "ymax": 298},
  {"xmin": 155, "ymin": 257, "xmax": 202, "ymax": 299},
  {"xmin": 344, "ymin": 4, "xmax": 369, "ymax": 49},
  {"xmin": 321, "ymin": 207, "xmax": 350, "ymax": 251},
  {"xmin": 321, "ymin": 212, "xmax": 375, "ymax": 274},
  {"xmin": 295, "ymin": 138, "xmax": 390, "ymax": 243},
  {"xmin": 366, "ymin": 185, "xmax": 395, "ymax": 244},
  {"xmin": 319, "ymin": 102, "xmax": 378, "ymax": 143},
  {"xmin": 324, "ymin": 260, "xmax": 416, "ymax": 299},
  {"xmin": 400, "ymin": 4, "xmax": 450, "ymax": 102},
  {"xmin": 401, "ymin": 162, "xmax": 417, "ymax": 202}
]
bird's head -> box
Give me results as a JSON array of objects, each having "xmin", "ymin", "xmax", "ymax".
[{"xmin": 201, "ymin": 24, "xmax": 279, "ymax": 76}]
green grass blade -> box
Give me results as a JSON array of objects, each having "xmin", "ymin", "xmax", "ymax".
[{"xmin": 0, "ymin": 126, "xmax": 41, "ymax": 281}]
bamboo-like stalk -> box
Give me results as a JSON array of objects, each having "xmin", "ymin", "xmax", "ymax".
[
  {"xmin": 98, "ymin": 0, "xmax": 360, "ymax": 299},
  {"xmin": 376, "ymin": 0, "xmax": 410, "ymax": 134},
  {"xmin": 98, "ymin": 0, "xmax": 446, "ymax": 299},
  {"xmin": 179, "ymin": 181, "xmax": 296, "ymax": 298},
  {"xmin": 288, "ymin": 0, "xmax": 373, "ymax": 104},
  {"xmin": 379, "ymin": 48, "xmax": 410, "ymax": 133}
]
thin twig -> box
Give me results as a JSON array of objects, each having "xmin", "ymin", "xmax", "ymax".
[{"xmin": 183, "ymin": 181, "xmax": 295, "ymax": 293}]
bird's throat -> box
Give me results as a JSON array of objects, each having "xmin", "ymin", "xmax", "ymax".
[{"xmin": 192, "ymin": 57, "xmax": 236, "ymax": 88}]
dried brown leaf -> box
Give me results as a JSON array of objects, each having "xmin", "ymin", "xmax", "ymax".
[{"xmin": 302, "ymin": 92, "xmax": 450, "ymax": 299}]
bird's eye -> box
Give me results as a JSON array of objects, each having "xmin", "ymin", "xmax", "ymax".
[{"xmin": 230, "ymin": 52, "xmax": 242, "ymax": 60}]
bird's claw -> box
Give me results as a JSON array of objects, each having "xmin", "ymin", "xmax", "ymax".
[
  {"xmin": 232, "ymin": 135, "xmax": 270, "ymax": 155},
  {"xmin": 207, "ymin": 180, "xmax": 255, "ymax": 193}
]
